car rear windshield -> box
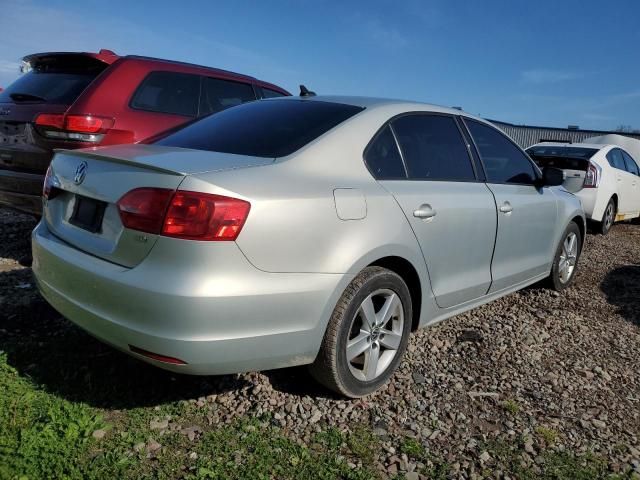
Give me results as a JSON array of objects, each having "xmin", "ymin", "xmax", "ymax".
[
  {"xmin": 526, "ymin": 146, "xmax": 599, "ymax": 170},
  {"xmin": 0, "ymin": 54, "xmax": 107, "ymax": 105},
  {"xmin": 527, "ymin": 146, "xmax": 599, "ymax": 159},
  {"xmin": 154, "ymin": 99, "xmax": 365, "ymax": 158}
]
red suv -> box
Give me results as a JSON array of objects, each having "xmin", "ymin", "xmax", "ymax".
[{"xmin": 0, "ymin": 49, "xmax": 289, "ymax": 215}]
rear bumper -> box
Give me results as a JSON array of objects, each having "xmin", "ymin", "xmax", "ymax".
[
  {"xmin": 32, "ymin": 221, "xmax": 351, "ymax": 375},
  {"xmin": 0, "ymin": 169, "xmax": 44, "ymax": 215},
  {"xmin": 575, "ymin": 188, "xmax": 605, "ymax": 222}
]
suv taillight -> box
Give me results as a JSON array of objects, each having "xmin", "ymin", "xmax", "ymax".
[
  {"xmin": 35, "ymin": 113, "xmax": 115, "ymax": 142},
  {"xmin": 117, "ymin": 188, "xmax": 251, "ymax": 241},
  {"xmin": 584, "ymin": 162, "xmax": 601, "ymax": 188}
]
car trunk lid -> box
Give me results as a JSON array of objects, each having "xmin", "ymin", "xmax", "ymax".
[
  {"xmin": 44, "ymin": 145, "xmax": 273, "ymax": 267},
  {"xmin": 531, "ymin": 155, "xmax": 589, "ymax": 193}
]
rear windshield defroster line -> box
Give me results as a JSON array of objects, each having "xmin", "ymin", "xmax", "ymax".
[{"xmin": 154, "ymin": 99, "xmax": 365, "ymax": 158}]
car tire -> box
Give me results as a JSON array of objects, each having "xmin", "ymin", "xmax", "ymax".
[
  {"xmin": 547, "ymin": 222, "xmax": 582, "ymax": 291},
  {"xmin": 310, "ymin": 266, "xmax": 412, "ymax": 398},
  {"xmin": 598, "ymin": 198, "xmax": 616, "ymax": 235}
]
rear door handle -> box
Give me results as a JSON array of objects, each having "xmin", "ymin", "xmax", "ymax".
[
  {"xmin": 413, "ymin": 204, "xmax": 437, "ymax": 220},
  {"xmin": 499, "ymin": 201, "xmax": 513, "ymax": 214}
]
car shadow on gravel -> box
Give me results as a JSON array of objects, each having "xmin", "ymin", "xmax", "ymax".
[
  {"xmin": 0, "ymin": 209, "xmax": 37, "ymax": 265},
  {"xmin": 0, "ymin": 270, "xmax": 255, "ymax": 409},
  {"xmin": 601, "ymin": 265, "xmax": 640, "ymax": 326}
]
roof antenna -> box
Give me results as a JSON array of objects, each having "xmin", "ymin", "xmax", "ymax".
[{"xmin": 299, "ymin": 84, "xmax": 316, "ymax": 97}]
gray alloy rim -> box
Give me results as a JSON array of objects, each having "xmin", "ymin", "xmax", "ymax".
[
  {"xmin": 604, "ymin": 202, "xmax": 614, "ymax": 230},
  {"xmin": 558, "ymin": 232, "xmax": 578, "ymax": 284},
  {"xmin": 346, "ymin": 288, "xmax": 404, "ymax": 382}
]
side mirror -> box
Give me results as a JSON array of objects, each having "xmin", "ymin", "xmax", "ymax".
[{"xmin": 540, "ymin": 167, "xmax": 564, "ymax": 187}]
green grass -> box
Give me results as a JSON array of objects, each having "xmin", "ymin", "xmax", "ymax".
[
  {"xmin": 0, "ymin": 335, "xmax": 636, "ymax": 480},
  {"xmin": 502, "ymin": 398, "xmax": 521, "ymax": 415},
  {"xmin": 536, "ymin": 426, "xmax": 559, "ymax": 446},
  {"xmin": 483, "ymin": 439, "xmax": 635, "ymax": 480},
  {"xmin": 0, "ymin": 351, "xmax": 381, "ymax": 480}
]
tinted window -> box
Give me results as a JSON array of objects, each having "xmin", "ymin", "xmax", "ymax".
[
  {"xmin": 0, "ymin": 55, "xmax": 106, "ymax": 105},
  {"xmin": 622, "ymin": 150, "xmax": 640, "ymax": 175},
  {"xmin": 391, "ymin": 115, "xmax": 475, "ymax": 181},
  {"xmin": 130, "ymin": 71, "xmax": 200, "ymax": 117},
  {"xmin": 364, "ymin": 126, "xmax": 406, "ymax": 179},
  {"xmin": 262, "ymin": 88, "xmax": 286, "ymax": 98},
  {"xmin": 606, "ymin": 148, "xmax": 626, "ymax": 170},
  {"xmin": 527, "ymin": 146, "xmax": 599, "ymax": 160},
  {"xmin": 199, "ymin": 77, "xmax": 255, "ymax": 116},
  {"xmin": 156, "ymin": 99, "xmax": 364, "ymax": 158},
  {"xmin": 466, "ymin": 119, "xmax": 537, "ymax": 184}
]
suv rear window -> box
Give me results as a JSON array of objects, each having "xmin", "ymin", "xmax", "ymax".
[
  {"xmin": 155, "ymin": 99, "xmax": 364, "ymax": 158},
  {"xmin": 0, "ymin": 54, "xmax": 106, "ymax": 105}
]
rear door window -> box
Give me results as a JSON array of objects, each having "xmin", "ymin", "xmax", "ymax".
[
  {"xmin": 261, "ymin": 88, "xmax": 286, "ymax": 98},
  {"xmin": 155, "ymin": 99, "xmax": 364, "ymax": 158},
  {"xmin": 621, "ymin": 150, "xmax": 640, "ymax": 175},
  {"xmin": 465, "ymin": 119, "xmax": 538, "ymax": 185},
  {"xmin": 606, "ymin": 148, "xmax": 626, "ymax": 171},
  {"xmin": 130, "ymin": 71, "xmax": 200, "ymax": 117},
  {"xmin": 199, "ymin": 77, "xmax": 256, "ymax": 116},
  {"xmin": 0, "ymin": 54, "xmax": 107, "ymax": 105},
  {"xmin": 391, "ymin": 114, "xmax": 476, "ymax": 181},
  {"xmin": 364, "ymin": 125, "xmax": 406, "ymax": 179}
]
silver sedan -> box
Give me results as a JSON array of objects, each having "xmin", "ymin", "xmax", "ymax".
[{"xmin": 32, "ymin": 96, "xmax": 585, "ymax": 397}]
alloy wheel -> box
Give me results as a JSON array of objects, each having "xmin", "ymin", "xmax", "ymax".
[
  {"xmin": 346, "ymin": 289, "xmax": 404, "ymax": 381},
  {"xmin": 558, "ymin": 232, "xmax": 578, "ymax": 283},
  {"xmin": 604, "ymin": 203, "xmax": 614, "ymax": 230}
]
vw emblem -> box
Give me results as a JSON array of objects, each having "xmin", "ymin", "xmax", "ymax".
[{"xmin": 74, "ymin": 161, "xmax": 88, "ymax": 185}]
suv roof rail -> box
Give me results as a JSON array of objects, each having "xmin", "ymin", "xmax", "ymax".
[{"xmin": 125, "ymin": 55, "xmax": 256, "ymax": 82}]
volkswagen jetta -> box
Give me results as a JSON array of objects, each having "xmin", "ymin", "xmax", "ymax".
[{"xmin": 32, "ymin": 96, "xmax": 584, "ymax": 397}]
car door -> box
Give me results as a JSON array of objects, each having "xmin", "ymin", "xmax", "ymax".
[
  {"xmin": 464, "ymin": 119, "xmax": 558, "ymax": 293},
  {"xmin": 621, "ymin": 149, "xmax": 640, "ymax": 217},
  {"xmin": 606, "ymin": 148, "xmax": 634, "ymax": 215},
  {"xmin": 367, "ymin": 114, "xmax": 497, "ymax": 309}
]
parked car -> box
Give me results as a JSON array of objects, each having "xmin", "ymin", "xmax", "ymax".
[
  {"xmin": 32, "ymin": 96, "xmax": 584, "ymax": 397},
  {"xmin": 0, "ymin": 49, "xmax": 289, "ymax": 215},
  {"xmin": 527, "ymin": 142, "xmax": 640, "ymax": 234}
]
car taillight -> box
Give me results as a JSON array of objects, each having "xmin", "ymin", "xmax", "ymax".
[
  {"xmin": 35, "ymin": 113, "xmax": 65, "ymax": 130},
  {"xmin": 584, "ymin": 162, "xmax": 600, "ymax": 188},
  {"xmin": 43, "ymin": 165, "xmax": 53, "ymax": 198},
  {"xmin": 117, "ymin": 188, "xmax": 250, "ymax": 241},
  {"xmin": 117, "ymin": 188, "xmax": 174, "ymax": 234},
  {"xmin": 34, "ymin": 113, "xmax": 115, "ymax": 142},
  {"xmin": 162, "ymin": 192, "xmax": 251, "ymax": 241}
]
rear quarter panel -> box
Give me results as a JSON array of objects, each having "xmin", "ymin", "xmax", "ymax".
[
  {"xmin": 578, "ymin": 152, "xmax": 616, "ymax": 221},
  {"xmin": 178, "ymin": 105, "xmax": 437, "ymax": 326}
]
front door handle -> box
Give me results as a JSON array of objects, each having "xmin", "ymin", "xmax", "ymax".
[
  {"xmin": 499, "ymin": 201, "xmax": 513, "ymax": 214},
  {"xmin": 413, "ymin": 204, "xmax": 437, "ymax": 220}
]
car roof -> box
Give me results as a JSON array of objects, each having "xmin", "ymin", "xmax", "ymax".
[
  {"xmin": 275, "ymin": 94, "xmax": 486, "ymax": 119},
  {"xmin": 21, "ymin": 50, "xmax": 290, "ymax": 95}
]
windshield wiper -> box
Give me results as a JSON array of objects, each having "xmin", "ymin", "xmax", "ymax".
[{"xmin": 9, "ymin": 92, "xmax": 47, "ymax": 103}]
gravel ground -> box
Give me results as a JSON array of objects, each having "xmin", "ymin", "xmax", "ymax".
[{"xmin": 1, "ymin": 207, "xmax": 639, "ymax": 478}]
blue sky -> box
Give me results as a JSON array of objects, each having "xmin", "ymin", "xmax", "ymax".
[{"xmin": 1, "ymin": 0, "xmax": 638, "ymax": 130}]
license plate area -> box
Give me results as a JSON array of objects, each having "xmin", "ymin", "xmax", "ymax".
[{"xmin": 69, "ymin": 195, "xmax": 106, "ymax": 233}]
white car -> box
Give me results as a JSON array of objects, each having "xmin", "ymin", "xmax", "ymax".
[{"xmin": 527, "ymin": 142, "xmax": 640, "ymax": 234}]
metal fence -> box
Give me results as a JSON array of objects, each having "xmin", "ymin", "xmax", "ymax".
[{"xmin": 488, "ymin": 119, "xmax": 640, "ymax": 149}]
